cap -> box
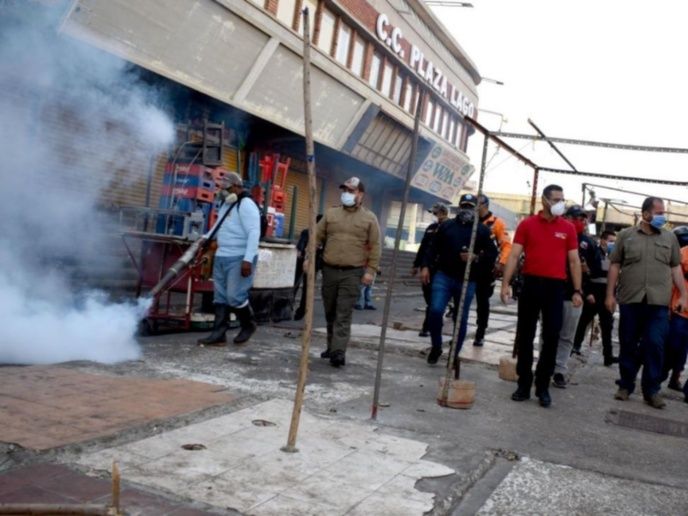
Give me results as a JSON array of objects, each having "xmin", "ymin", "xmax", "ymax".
[
  {"xmin": 428, "ymin": 202, "xmax": 449, "ymax": 215},
  {"xmin": 222, "ymin": 171, "xmax": 243, "ymax": 187},
  {"xmin": 340, "ymin": 176, "xmax": 365, "ymax": 192},
  {"xmin": 478, "ymin": 194, "xmax": 490, "ymax": 206},
  {"xmin": 459, "ymin": 193, "xmax": 478, "ymax": 207},
  {"xmin": 565, "ymin": 204, "xmax": 586, "ymax": 218},
  {"xmin": 674, "ymin": 226, "xmax": 688, "ymax": 247}
]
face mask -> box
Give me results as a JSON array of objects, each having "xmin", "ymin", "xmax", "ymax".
[
  {"xmin": 650, "ymin": 214, "xmax": 666, "ymax": 229},
  {"xmin": 341, "ymin": 192, "xmax": 356, "ymax": 207},
  {"xmin": 432, "ymin": 215, "xmax": 438, "ymax": 223},
  {"xmin": 550, "ymin": 200, "xmax": 566, "ymax": 217},
  {"xmin": 606, "ymin": 243, "xmax": 615, "ymax": 255},
  {"xmin": 457, "ymin": 208, "xmax": 474, "ymax": 224}
]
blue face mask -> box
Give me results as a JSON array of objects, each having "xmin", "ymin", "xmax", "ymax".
[
  {"xmin": 606, "ymin": 243, "xmax": 615, "ymax": 255},
  {"xmin": 650, "ymin": 214, "xmax": 666, "ymax": 229}
]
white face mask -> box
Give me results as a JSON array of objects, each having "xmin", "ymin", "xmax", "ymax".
[
  {"xmin": 341, "ymin": 191, "xmax": 357, "ymax": 207},
  {"xmin": 550, "ymin": 200, "xmax": 566, "ymax": 217}
]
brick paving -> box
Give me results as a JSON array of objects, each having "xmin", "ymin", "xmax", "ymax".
[
  {"xmin": 0, "ymin": 367, "xmax": 233, "ymax": 450},
  {"xmin": 0, "ymin": 463, "xmax": 215, "ymax": 514}
]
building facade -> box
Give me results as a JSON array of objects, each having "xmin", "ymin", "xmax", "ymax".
[{"xmin": 62, "ymin": 0, "xmax": 481, "ymax": 237}]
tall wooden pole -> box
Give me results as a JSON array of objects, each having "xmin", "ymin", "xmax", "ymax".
[
  {"xmin": 371, "ymin": 89, "xmax": 425, "ymax": 420},
  {"xmin": 283, "ymin": 8, "xmax": 317, "ymax": 453}
]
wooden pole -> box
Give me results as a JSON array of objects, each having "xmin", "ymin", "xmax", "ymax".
[
  {"xmin": 371, "ymin": 89, "xmax": 425, "ymax": 420},
  {"xmin": 283, "ymin": 7, "xmax": 317, "ymax": 453},
  {"xmin": 439, "ymin": 132, "xmax": 490, "ymax": 403},
  {"xmin": 111, "ymin": 461, "xmax": 120, "ymax": 514}
]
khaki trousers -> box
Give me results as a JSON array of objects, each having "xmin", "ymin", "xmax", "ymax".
[{"xmin": 322, "ymin": 265, "xmax": 364, "ymax": 353}]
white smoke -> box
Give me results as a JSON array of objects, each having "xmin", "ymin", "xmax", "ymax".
[{"xmin": 0, "ymin": 2, "xmax": 174, "ymax": 364}]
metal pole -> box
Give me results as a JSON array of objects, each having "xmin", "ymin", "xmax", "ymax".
[
  {"xmin": 601, "ymin": 200, "xmax": 609, "ymax": 233},
  {"xmin": 371, "ymin": 89, "xmax": 425, "ymax": 420},
  {"xmin": 288, "ymin": 185, "xmax": 298, "ymax": 241},
  {"xmin": 530, "ymin": 167, "xmax": 539, "ymax": 215},
  {"xmin": 439, "ymin": 132, "xmax": 489, "ymax": 403},
  {"xmin": 527, "ymin": 118, "xmax": 577, "ymax": 172},
  {"xmin": 284, "ymin": 8, "xmax": 317, "ymax": 453}
]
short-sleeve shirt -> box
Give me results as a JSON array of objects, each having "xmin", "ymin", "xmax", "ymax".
[
  {"xmin": 611, "ymin": 225, "xmax": 681, "ymax": 306},
  {"xmin": 513, "ymin": 212, "xmax": 578, "ymax": 280}
]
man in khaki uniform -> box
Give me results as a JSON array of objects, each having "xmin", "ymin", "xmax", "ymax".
[{"xmin": 316, "ymin": 177, "xmax": 381, "ymax": 367}]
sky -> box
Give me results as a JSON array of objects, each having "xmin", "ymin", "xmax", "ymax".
[{"xmin": 433, "ymin": 0, "xmax": 688, "ymax": 212}]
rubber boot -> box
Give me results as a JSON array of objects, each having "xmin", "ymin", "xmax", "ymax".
[
  {"xmin": 233, "ymin": 305, "xmax": 257, "ymax": 344},
  {"xmin": 197, "ymin": 304, "xmax": 229, "ymax": 346}
]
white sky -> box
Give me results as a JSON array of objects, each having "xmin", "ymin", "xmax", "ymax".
[{"xmin": 434, "ymin": 0, "xmax": 688, "ymax": 212}]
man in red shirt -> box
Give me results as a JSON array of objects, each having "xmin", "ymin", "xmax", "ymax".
[{"xmin": 501, "ymin": 185, "xmax": 583, "ymax": 407}]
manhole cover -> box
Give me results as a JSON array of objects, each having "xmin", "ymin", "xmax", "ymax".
[
  {"xmin": 606, "ymin": 409, "xmax": 688, "ymax": 438},
  {"xmin": 252, "ymin": 419, "xmax": 276, "ymax": 427},
  {"xmin": 181, "ymin": 443, "xmax": 207, "ymax": 451}
]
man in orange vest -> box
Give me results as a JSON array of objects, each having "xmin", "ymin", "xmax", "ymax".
[
  {"xmin": 473, "ymin": 195, "xmax": 512, "ymax": 346},
  {"xmin": 664, "ymin": 226, "xmax": 688, "ymax": 401}
]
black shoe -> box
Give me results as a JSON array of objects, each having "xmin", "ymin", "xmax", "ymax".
[
  {"xmin": 293, "ymin": 307, "xmax": 305, "ymax": 321},
  {"xmin": 233, "ymin": 305, "xmax": 257, "ymax": 344},
  {"xmin": 473, "ymin": 338, "xmax": 484, "ymax": 347},
  {"xmin": 419, "ymin": 330, "xmax": 430, "ymax": 337},
  {"xmin": 537, "ymin": 389, "xmax": 552, "ymax": 407},
  {"xmin": 320, "ymin": 349, "xmax": 331, "ymax": 359},
  {"xmin": 330, "ymin": 350, "xmax": 346, "ymax": 367},
  {"xmin": 604, "ymin": 355, "xmax": 619, "ymax": 367},
  {"xmin": 427, "ymin": 347, "xmax": 443, "ymax": 365},
  {"xmin": 511, "ymin": 387, "xmax": 531, "ymax": 402},
  {"xmin": 552, "ymin": 373, "xmax": 567, "ymax": 389},
  {"xmin": 364, "ymin": 305, "xmax": 377, "ymax": 310},
  {"xmin": 668, "ymin": 379, "xmax": 683, "ymax": 392},
  {"xmin": 570, "ymin": 349, "xmax": 582, "ymax": 356},
  {"xmin": 197, "ymin": 304, "xmax": 229, "ymax": 346},
  {"xmin": 354, "ymin": 304, "xmax": 363, "ymax": 310}
]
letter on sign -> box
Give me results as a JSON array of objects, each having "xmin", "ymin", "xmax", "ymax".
[{"xmin": 376, "ymin": 14, "xmax": 389, "ymax": 41}]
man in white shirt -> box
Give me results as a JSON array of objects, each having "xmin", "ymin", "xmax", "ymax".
[{"xmin": 198, "ymin": 172, "xmax": 261, "ymax": 346}]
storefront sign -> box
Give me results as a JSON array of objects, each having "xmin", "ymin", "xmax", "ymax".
[
  {"xmin": 376, "ymin": 13, "xmax": 475, "ymax": 117},
  {"xmin": 411, "ymin": 142, "xmax": 475, "ymax": 201}
]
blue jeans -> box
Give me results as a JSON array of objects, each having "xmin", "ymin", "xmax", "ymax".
[
  {"xmin": 213, "ymin": 255, "xmax": 257, "ymax": 308},
  {"xmin": 357, "ymin": 276, "xmax": 375, "ymax": 307},
  {"xmin": 428, "ymin": 271, "xmax": 476, "ymax": 356},
  {"xmin": 617, "ymin": 303, "xmax": 669, "ymax": 397}
]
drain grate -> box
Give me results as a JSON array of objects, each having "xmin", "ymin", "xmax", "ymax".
[{"xmin": 606, "ymin": 409, "xmax": 688, "ymax": 438}]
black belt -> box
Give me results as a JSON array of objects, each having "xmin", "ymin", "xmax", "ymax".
[{"xmin": 324, "ymin": 263, "xmax": 364, "ymax": 271}]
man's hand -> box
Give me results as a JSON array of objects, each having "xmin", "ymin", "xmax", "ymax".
[
  {"xmin": 572, "ymin": 292, "xmax": 583, "ymax": 308},
  {"xmin": 493, "ymin": 262, "xmax": 504, "ymax": 278},
  {"xmin": 605, "ymin": 295, "xmax": 617, "ymax": 314},
  {"xmin": 411, "ymin": 267, "xmax": 418, "ymax": 277},
  {"xmin": 581, "ymin": 261, "xmax": 590, "ymax": 274},
  {"xmin": 586, "ymin": 294, "xmax": 595, "ymax": 305},
  {"xmin": 500, "ymin": 283, "xmax": 511, "ymax": 305},
  {"xmin": 676, "ymin": 294, "xmax": 688, "ymax": 314},
  {"xmin": 420, "ymin": 267, "xmax": 430, "ymax": 285},
  {"xmin": 241, "ymin": 261, "xmax": 252, "ymax": 278},
  {"xmin": 362, "ymin": 272, "xmax": 374, "ymax": 286}
]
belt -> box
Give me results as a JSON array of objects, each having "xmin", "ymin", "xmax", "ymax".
[{"xmin": 324, "ymin": 263, "xmax": 364, "ymax": 271}]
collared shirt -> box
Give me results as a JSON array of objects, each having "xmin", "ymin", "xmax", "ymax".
[
  {"xmin": 316, "ymin": 205, "xmax": 381, "ymax": 275},
  {"xmin": 610, "ymin": 225, "xmax": 681, "ymax": 306},
  {"xmin": 513, "ymin": 211, "xmax": 578, "ymax": 280}
]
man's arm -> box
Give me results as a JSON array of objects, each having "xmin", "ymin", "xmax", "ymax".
[
  {"xmin": 671, "ymin": 265, "xmax": 688, "ymax": 310},
  {"xmin": 420, "ymin": 222, "xmax": 443, "ymax": 285},
  {"xmin": 364, "ymin": 216, "xmax": 382, "ymax": 280},
  {"xmin": 605, "ymin": 263, "xmax": 620, "ymax": 313},
  {"xmin": 315, "ymin": 212, "xmax": 327, "ymax": 247},
  {"xmin": 413, "ymin": 226, "xmax": 432, "ymax": 272},
  {"xmin": 500, "ymin": 242, "xmax": 523, "ymax": 303},
  {"xmin": 568, "ymin": 249, "xmax": 583, "ymax": 307},
  {"xmin": 494, "ymin": 218, "xmax": 512, "ymax": 266}
]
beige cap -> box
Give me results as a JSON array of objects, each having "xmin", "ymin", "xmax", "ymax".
[{"xmin": 340, "ymin": 176, "xmax": 365, "ymax": 192}]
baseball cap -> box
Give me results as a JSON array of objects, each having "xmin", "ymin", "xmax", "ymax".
[
  {"xmin": 428, "ymin": 202, "xmax": 449, "ymax": 215},
  {"xmin": 565, "ymin": 204, "xmax": 587, "ymax": 218},
  {"xmin": 340, "ymin": 176, "xmax": 365, "ymax": 192},
  {"xmin": 478, "ymin": 194, "xmax": 490, "ymax": 206},
  {"xmin": 459, "ymin": 193, "xmax": 478, "ymax": 207}
]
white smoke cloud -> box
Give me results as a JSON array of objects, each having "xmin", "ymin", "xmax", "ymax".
[{"xmin": 0, "ymin": 1, "xmax": 174, "ymax": 364}]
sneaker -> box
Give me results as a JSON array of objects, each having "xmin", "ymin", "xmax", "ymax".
[
  {"xmin": 537, "ymin": 389, "xmax": 552, "ymax": 408},
  {"xmin": 418, "ymin": 330, "xmax": 430, "ymax": 337},
  {"xmin": 354, "ymin": 304, "xmax": 363, "ymax": 310},
  {"xmin": 603, "ymin": 356, "xmax": 619, "ymax": 367},
  {"xmin": 427, "ymin": 347, "xmax": 443, "ymax": 365},
  {"xmin": 644, "ymin": 394, "xmax": 666, "ymax": 409},
  {"xmin": 570, "ymin": 348, "xmax": 582, "ymax": 356},
  {"xmin": 320, "ymin": 349, "xmax": 331, "ymax": 359},
  {"xmin": 614, "ymin": 388, "xmax": 630, "ymax": 401},
  {"xmin": 511, "ymin": 387, "xmax": 531, "ymax": 402},
  {"xmin": 364, "ymin": 305, "xmax": 377, "ymax": 310},
  {"xmin": 330, "ymin": 350, "xmax": 346, "ymax": 368},
  {"xmin": 552, "ymin": 373, "xmax": 567, "ymax": 389}
]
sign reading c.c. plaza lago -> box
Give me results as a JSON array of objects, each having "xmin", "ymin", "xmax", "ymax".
[{"xmin": 411, "ymin": 142, "xmax": 475, "ymax": 202}]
